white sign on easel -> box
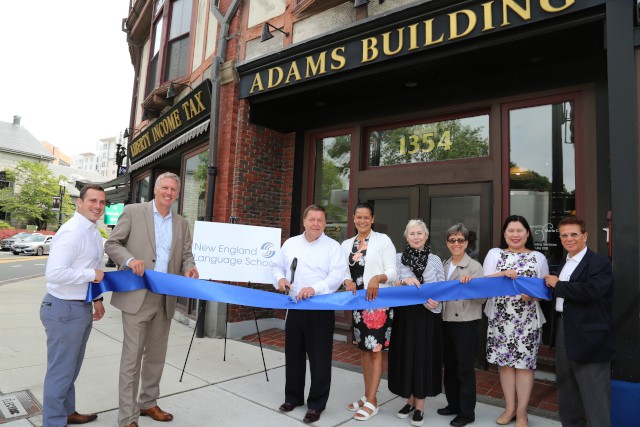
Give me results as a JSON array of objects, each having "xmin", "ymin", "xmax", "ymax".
[{"xmin": 192, "ymin": 221, "xmax": 281, "ymax": 284}]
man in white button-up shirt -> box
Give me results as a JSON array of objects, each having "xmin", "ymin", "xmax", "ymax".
[
  {"xmin": 272, "ymin": 205, "xmax": 347, "ymax": 424},
  {"xmin": 40, "ymin": 185, "xmax": 107, "ymax": 427}
]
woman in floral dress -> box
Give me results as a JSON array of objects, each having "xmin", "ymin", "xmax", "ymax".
[
  {"xmin": 483, "ymin": 215, "xmax": 549, "ymax": 427},
  {"xmin": 341, "ymin": 203, "xmax": 397, "ymax": 421},
  {"xmin": 388, "ymin": 219, "xmax": 445, "ymax": 427}
]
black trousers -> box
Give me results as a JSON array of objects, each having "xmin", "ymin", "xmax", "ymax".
[
  {"xmin": 443, "ymin": 320, "xmax": 479, "ymax": 420},
  {"xmin": 555, "ymin": 317, "xmax": 611, "ymax": 427},
  {"xmin": 284, "ymin": 309, "xmax": 335, "ymax": 411}
]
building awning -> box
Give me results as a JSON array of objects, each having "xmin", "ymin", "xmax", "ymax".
[
  {"xmin": 104, "ymin": 186, "xmax": 130, "ymax": 205},
  {"xmin": 74, "ymin": 173, "xmax": 131, "ymax": 205},
  {"xmin": 129, "ymin": 119, "xmax": 210, "ymax": 172},
  {"xmin": 74, "ymin": 172, "xmax": 130, "ymax": 191}
]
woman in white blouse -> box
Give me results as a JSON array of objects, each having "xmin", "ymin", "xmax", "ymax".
[{"xmin": 341, "ymin": 203, "xmax": 396, "ymax": 421}]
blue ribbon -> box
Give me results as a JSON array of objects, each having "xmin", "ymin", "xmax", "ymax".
[{"xmin": 86, "ymin": 270, "xmax": 551, "ymax": 310}]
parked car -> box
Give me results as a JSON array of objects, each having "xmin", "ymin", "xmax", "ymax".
[
  {"xmin": 1, "ymin": 232, "xmax": 39, "ymax": 251},
  {"xmin": 12, "ymin": 235, "xmax": 53, "ymax": 256}
]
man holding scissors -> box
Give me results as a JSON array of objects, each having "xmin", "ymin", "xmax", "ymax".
[{"xmin": 271, "ymin": 204, "xmax": 347, "ymax": 423}]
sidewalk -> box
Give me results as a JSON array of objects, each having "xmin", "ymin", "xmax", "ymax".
[{"xmin": 0, "ymin": 276, "xmax": 561, "ymax": 427}]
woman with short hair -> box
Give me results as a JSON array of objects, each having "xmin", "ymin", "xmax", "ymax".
[{"xmin": 388, "ymin": 219, "xmax": 444, "ymax": 427}]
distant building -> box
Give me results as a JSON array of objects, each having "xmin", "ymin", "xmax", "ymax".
[
  {"xmin": 72, "ymin": 151, "xmax": 98, "ymax": 173},
  {"xmin": 0, "ymin": 115, "xmax": 55, "ymax": 170},
  {"xmin": 40, "ymin": 141, "xmax": 72, "ymax": 166},
  {"xmin": 0, "ymin": 115, "xmax": 56, "ymax": 222},
  {"xmin": 72, "ymin": 136, "xmax": 121, "ymax": 179}
]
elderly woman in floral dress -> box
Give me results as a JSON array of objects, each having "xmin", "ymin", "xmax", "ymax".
[
  {"xmin": 388, "ymin": 219, "xmax": 445, "ymax": 427},
  {"xmin": 341, "ymin": 203, "xmax": 397, "ymax": 421}
]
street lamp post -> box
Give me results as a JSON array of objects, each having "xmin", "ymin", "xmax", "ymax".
[
  {"xmin": 58, "ymin": 179, "xmax": 66, "ymax": 228},
  {"xmin": 115, "ymin": 143, "xmax": 126, "ymax": 177}
]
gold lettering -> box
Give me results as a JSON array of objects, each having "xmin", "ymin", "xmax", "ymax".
[
  {"xmin": 481, "ymin": 1, "xmax": 495, "ymax": 31},
  {"xmin": 540, "ymin": 0, "xmax": 574, "ymax": 13},
  {"xmin": 250, "ymin": 73, "xmax": 264, "ymax": 94},
  {"xmin": 306, "ymin": 52, "xmax": 327, "ymax": 77},
  {"xmin": 193, "ymin": 92, "xmax": 206, "ymax": 112},
  {"xmin": 407, "ymin": 23, "xmax": 419, "ymax": 50},
  {"xmin": 330, "ymin": 47, "xmax": 346, "ymax": 70},
  {"xmin": 130, "ymin": 134, "xmax": 151, "ymax": 158},
  {"xmin": 361, "ymin": 37, "xmax": 379, "ymax": 63},
  {"xmin": 182, "ymin": 96, "xmax": 205, "ymax": 121},
  {"xmin": 424, "ymin": 19, "xmax": 444, "ymax": 46},
  {"xmin": 502, "ymin": 0, "xmax": 531, "ymax": 26},
  {"xmin": 152, "ymin": 123, "xmax": 165, "ymax": 141},
  {"xmin": 449, "ymin": 9, "xmax": 477, "ymax": 40},
  {"xmin": 285, "ymin": 62, "xmax": 301, "ymax": 84},
  {"xmin": 381, "ymin": 28, "xmax": 404, "ymax": 56},
  {"xmin": 164, "ymin": 110, "xmax": 180, "ymax": 131},
  {"xmin": 268, "ymin": 67, "xmax": 284, "ymax": 88}
]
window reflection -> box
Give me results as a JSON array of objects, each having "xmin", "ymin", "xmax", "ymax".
[
  {"xmin": 509, "ymin": 101, "xmax": 575, "ymax": 270},
  {"xmin": 135, "ymin": 175, "xmax": 150, "ymax": 203},
  {"xmin": 369, "ymin": 114, "xmax": 489, "ymax": 167},
  {"xmin": 313, "ymin": 135, "xmax": 350, "ymax": 242},
  {"xmin": 182, "ymin": 149, "xmax": 208, "ymax": 236}
]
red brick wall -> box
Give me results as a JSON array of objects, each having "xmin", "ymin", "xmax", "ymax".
[
  {"xmin": 213, "ymin": 84, "xmax": 294, "ymax": 322},
  {"xmin": 210, "ymin": 0, "xmax": 293, "ymax": 323}
]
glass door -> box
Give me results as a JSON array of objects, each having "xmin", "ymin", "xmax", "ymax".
[
  {"xmin": 360, "ymin": 183, "xmax": 491, "ymax": 367},
  {"xmin": 359, "ymin": 183, "xmax": 491, "ymax": 261}
]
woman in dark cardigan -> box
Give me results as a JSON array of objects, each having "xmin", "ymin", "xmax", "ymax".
[{"xmin": 388, "ymin": 219, "xmax": 445, "ymax": 427}]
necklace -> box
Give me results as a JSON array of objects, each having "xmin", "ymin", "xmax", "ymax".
[{"xmin": 349, "ymin": 237, "xmax": 369, "ymax": 266}]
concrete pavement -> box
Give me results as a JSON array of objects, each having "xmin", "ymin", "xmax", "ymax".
[{"xmin": 0, "ymin": 275, "xmax": 561, "ymax": 427}]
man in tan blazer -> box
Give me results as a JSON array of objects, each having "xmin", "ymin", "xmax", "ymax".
[{"xmin": 105, "ymin": 172, "xmax": 198, "ymax": 427}]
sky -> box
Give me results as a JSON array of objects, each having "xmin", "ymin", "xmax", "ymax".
[{"xmin": 0, "ymin": 1, "xmax": 134, "ymax": 156}]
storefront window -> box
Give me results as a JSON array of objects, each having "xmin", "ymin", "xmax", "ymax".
[
  {"xmin": 313, "ymin": 134, "xmax": 351, "ymax": 242},
  {"xmin": 368, "ymin": 114, "xmax": 489, "ymax": 167},
  {"xmin": 134, "ymin": 174, "xmax": 150, "ymax": 203},
  {"xmin": 509, "ymin": 101, "xmax": 575, "ymax": 269},
  {"xmin": 182, "ymin": 148, "xmax": 208, "ymax": 235}
]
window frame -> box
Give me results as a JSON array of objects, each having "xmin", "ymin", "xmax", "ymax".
[
  {"xmin": 363, "ymin": 108, "xmax": 492, "ymax": 171},
  {"xmin": 145, "ymin": 0, "xmax": 194, "ymax": 97}
]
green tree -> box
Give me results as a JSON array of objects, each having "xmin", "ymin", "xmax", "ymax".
[
  {"xmin": 0, "ymin": 161, "xmax": 74, "ymax": 230},
  {"xmin": 509, "ymin": 162, "xmax": 552, "ymax": 191}
]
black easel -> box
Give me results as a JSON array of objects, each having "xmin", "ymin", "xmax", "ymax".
[
  {"xmin": 223, "ymin": 281, "xmax": 269, "ymax": 381},
  {"xmin": 180, "ymin": 216, "xmax": 269, "ymax": 382}
]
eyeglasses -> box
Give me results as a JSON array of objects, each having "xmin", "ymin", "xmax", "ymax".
[
  {"xmin": 559, "ymin": 232, "xmax": 582, "ymax": 240},
  {"xmin": 447, "ymin": 238, "xmax": 467, "ymax": 244}
]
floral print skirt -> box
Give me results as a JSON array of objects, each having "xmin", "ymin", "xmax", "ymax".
[
  {"xmin": 486, "ymin": 295, "xmax": 541, "ymax": 369},
  {"xmin": 353, "ymin": 308, "xmax": 393, "ymax": 352}
]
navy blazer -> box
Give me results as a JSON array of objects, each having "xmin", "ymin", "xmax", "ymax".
[{"xmin": 549, "ymin": 248, "xmax": 615, "ymax": 363}]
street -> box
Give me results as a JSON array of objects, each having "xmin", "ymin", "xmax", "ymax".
[{"xmin": 0, "ymin": 251, "xmax": 49, "ymax": 285}]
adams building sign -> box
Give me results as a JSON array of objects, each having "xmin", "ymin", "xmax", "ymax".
[{"xmin": 239, "ymin": 0, "xmax": 584, "ymax": 98}]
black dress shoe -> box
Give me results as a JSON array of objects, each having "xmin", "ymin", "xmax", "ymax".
[
  {"xmin": 303, "ymin": 409, "xmax": 322, "ymax": 423},
  {"xmin": 279, "ymin": 402, "xmax": 302, "ymax": 412},
  {"xmin": 437, "ymin": 407, "xmax": 458, "ymax": 416},
  {"xmin": 450, "ymin": 416, "xmax": 474, "ymax": 426}
]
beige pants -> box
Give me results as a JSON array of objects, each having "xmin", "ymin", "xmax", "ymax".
[{"xmin": 118, "ymin": 292, "xmax": 171, "ymax": 427}]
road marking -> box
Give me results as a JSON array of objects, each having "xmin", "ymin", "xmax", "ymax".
[
  {"xmin": 11, "ymin": 265, "xmax": 23, "ymax": 268},
  {"xmin": 0, "ymin": 256, "xmax": 48, "ymax": 264},
  {"xmin": 0, "ymin": 274, "xmax": 44, "ymax": 286}
]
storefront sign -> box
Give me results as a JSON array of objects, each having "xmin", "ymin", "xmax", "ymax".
[
  {"xmin": 192, "ymin": 222, "xmax": 281, "ymax": 283},
  {"xmin": 239, "ymin": 0, "xmax": 581, "ymax": 98},
  {"xmin": 104, "ymin": 203, "xmax": 124, "ymax": 226},
  {"xmin": 128, "ymin": 79, "xmax": 212, "ymax": 164}
]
